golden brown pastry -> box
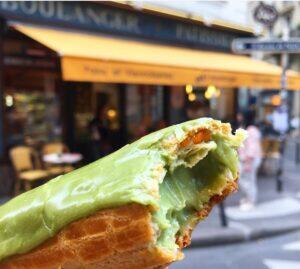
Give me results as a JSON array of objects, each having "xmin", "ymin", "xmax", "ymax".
[{"xmin": 0, "ymin": 118, "xmax": 245, "ymax": 269}]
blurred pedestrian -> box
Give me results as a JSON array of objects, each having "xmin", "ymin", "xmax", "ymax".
[
  {"xmin": 238, "ymin": 112, "xmax": 262, "ymax": 210},
  {"xmin": 187, "ymin": 100, "xmax": 208, "ymax": 120},
  {"xmin": 135, "ymin": 116, "xmax": 152, "ymax": 138},
  {"xmin": 232, "ymin": 111, "xmax": 244, "ymax": 131},
  {"xmin": 89, "ymin": 107, "xmax": 111, "ymax": 160},
  {"xmin": 149, "ymin": 119, "xmax": 167, "ymax": 132},
  {"xmin": 271, "ymin": 104, "xmax": 289, "ymax": 135}
]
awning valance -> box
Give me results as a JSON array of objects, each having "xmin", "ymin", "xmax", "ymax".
[{"xmin": 13, "ymin": 24, "xmax": 300, "ymax": 90}]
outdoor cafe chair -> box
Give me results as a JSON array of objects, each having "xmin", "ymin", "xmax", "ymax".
[
  {"xmin": 42, "ymin": 142, "xmax": 74, "ymax": 175},
  {"xmin": 260, "ymin": 136, "xmax": 285, "ymax": 192},
  {"xmin": 260, "ymin": 137, "xmax": 281, "ymax": 175},
  {"xmin": 9, "ymin": 146, "xmax": 50, "ymax": 194}
]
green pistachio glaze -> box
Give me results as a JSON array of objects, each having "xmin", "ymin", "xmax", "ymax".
[
  {"xmin": 153, "ymin": 135, "xmax": 240, "ymax": 250},
  {"xmin": 0, "ymin": 118, "xmax": 245, "ymax": 261}
]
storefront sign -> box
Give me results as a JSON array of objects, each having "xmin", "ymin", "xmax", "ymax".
[
  {"xmin": 61, "ymin": 57, "xmax": 300, "ymax": 90},
  {"xmin": 0, "ymin": 1, "xmax": 245, "ymax": 51}
]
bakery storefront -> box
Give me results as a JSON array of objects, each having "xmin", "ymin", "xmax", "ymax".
[{"xmin": 0, "ymin": 1, "xmax": 299, "ymax": 163}]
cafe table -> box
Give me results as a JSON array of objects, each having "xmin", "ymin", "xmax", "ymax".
[
  {"xmin": 43, "ymin": 153, "xmax": 83, "ymax": 176},
  {"xmin": 43, "ymin": 153, "xmax": 83, "ymax": 165}
]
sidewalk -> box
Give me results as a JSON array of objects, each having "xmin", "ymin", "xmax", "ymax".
[{"xmin": 191, "ymin": 147, "xmax": 300, "ymax": 247}]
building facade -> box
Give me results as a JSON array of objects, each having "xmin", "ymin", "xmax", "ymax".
[
  {"xmin": 0, "ymin": 1, "xmax": 257, "ymax": 163},
  {"xmin": 0, "ymin": 1, "xmax": 298, "ymax": 196},
  {"xmin": 246, "ymin": 1, "xmax": 300, "ymax": 129}
]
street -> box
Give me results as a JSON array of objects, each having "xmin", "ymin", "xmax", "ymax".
[{"xmin": 171, "ymin": 230, "xmax": 300, "ymax": 269}]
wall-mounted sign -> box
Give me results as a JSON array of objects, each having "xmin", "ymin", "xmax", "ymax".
[
  {"xmin": 232, "ymin": 38, "xmax": 300, "ymax": 54},
  {"xmin": 0, "ymin": 1, "xmax": 248, "ymax": 51}
]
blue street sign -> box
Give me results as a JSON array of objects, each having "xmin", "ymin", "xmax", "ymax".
[{"xmin": 232, "ymin": 38, "xmax": 300, "ymax": 54}]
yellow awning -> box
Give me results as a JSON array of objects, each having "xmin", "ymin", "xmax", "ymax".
[{"xmin": 13, "ymin": 24, "xmax": 300, "ymax": 90}]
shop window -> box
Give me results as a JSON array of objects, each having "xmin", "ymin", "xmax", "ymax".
[
  {"xmin": 73, "ymin": 83, "xmax": 121, "ymax": 160},
  {"xmin": 126, "ymin": 85, "xmax": 164, "ymax": 141},
  {"xmin": 3, "ymin": 69, "xmax": 61, "ymax": 147},
  {"xmin": 3, "ymin": 31, "xmax": 60, "ymax": 151},
  {"xmin": 4, "ymin": 88, "xmax": 61, "ymax": 148}
]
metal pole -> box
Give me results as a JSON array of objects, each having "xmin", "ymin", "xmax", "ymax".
[
  {"xmin": 281, "ymin": 53, "xmax": 288, "ymax": 92},
  {"xmin": 219, "ymin": 202, "xmax": 228, "ymax": 227},
  {"xmin": 276, "ymin": 15, "xmax": 291, "ymax": 192},
  {"xmin": 297, "ymin": 93, "xmax": 300, "ymax": 164},
  {"xmin": 281, "ymin": 14, "xmax": 290, "ymax": 93},
  {"xmin": 297, "ymin": 141, "xmax": 300, "ymax": 164}
]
